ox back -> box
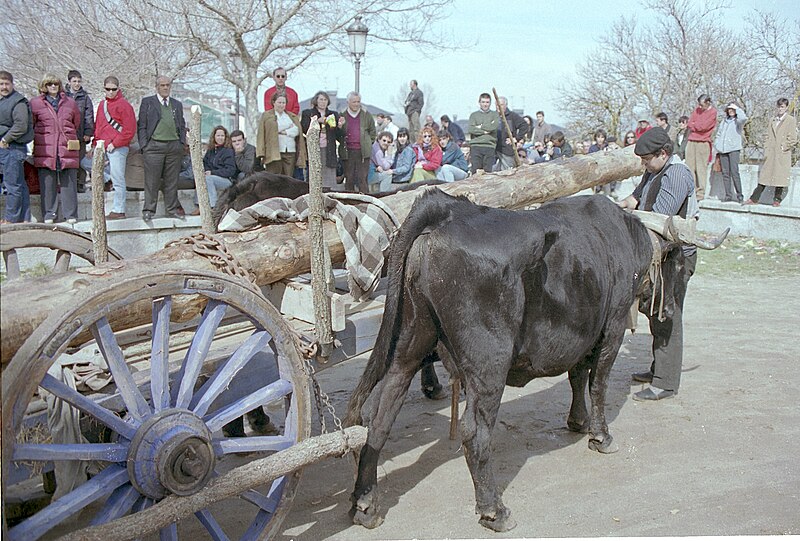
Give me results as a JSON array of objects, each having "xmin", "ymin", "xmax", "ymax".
[{"xmin": 345, "ymin": 190, "xmax": 654, "ymax": 532}]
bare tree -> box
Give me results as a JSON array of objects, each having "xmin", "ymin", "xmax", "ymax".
[
  {"xmin": 98, "ymin": 0, "xmax": 456, "ymax": 135},
  {"xmin": 558, "ymin": 0, "xmax": 795, "ymax": 155}
]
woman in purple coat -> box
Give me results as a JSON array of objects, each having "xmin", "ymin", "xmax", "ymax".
[{"xmin": 30, "ymin": 74, "xmax": 81, "ymax": 223}]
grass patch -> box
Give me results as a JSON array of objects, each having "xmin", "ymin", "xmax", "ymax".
[
  {"xmin": 0, "ymin": 262, "xmax": 53, "ymax": 284},
  {"xmin": 697, "ymin": 235, "xmax": 800, "ymax": 277}
]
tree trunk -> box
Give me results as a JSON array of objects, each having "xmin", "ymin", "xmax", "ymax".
[{"xmin": 1, "ymin": 149, "xmax": 642, "ymax": 365}]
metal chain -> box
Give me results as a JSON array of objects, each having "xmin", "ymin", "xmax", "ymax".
[
  {"xmin": 166, "ymin": 232, "xmax": 256, "ymax": 285},
  {"xmin": 290, "ymin": 327, "xmax": 347, "ymax": 441}
]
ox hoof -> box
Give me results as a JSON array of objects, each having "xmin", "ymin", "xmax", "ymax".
[
  {"xmin": 352, "ymin": 507, "xmax": 384, "ymax": 529},
  {"xmin": 423, "ymin": 384, "xmax": 448, "ymax": 400},
  {"xmin": 588, "ymin": 435, "xmax": 619, "ymax": 454},
  {"xmin": 351, "ymin": 491, "xmax": 383, "ymax": 529},
  {"xmin": 479, "ymin": 508, "xmax": 516, "ymax": 532},
  {"xmin": 567, "ymin": 418, "xmax": 590, "ymax": 434}
]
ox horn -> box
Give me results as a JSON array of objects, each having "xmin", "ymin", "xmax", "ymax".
[{"xmin": 633, "ymin": 211, "xmax": 730, "ymax": 250}]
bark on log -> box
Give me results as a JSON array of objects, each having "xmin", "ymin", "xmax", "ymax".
[
  {"xmin": 190, "ymin": 106, "xmax": 215, "ymax": 234},
  {"xmin": 1, "ymin": 148, "xmax": 643, "ymax": 365},
  {"xmin": 56, "ymin": 426, "xmax": 368, "ymax": 541},
  {"xmin": 91, "ymin": 141, "xmax": 108, "ymax": 264}
]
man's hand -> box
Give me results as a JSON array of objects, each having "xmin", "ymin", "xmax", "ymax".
[
  {"xmin": 107, "ymin": 144, "xmax": 115, "ymax": 153},
  {"xmin": 618, "ymin": 195, "xmax": 638, "ymax": 210},
  {"xmin": 83, "ymin": 135, "xmax": 91, "ymax": 142},
  {"xmin": 0, "ymin": 139, "xmax": 8, "ymax": 149}
]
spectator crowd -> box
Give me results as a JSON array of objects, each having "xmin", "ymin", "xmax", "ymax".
[{"xmin": 1, "ymin": 68, "xmax": 797, "ymax": 225}]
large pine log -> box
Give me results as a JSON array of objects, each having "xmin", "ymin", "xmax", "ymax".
[{"xmin": 1, "ymin": 148, "xmax": 642, "ymax": 365}]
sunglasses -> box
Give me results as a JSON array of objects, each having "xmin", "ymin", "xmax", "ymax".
[
  {"xmin": 46, "ymin": 82, "xmax": 60, "ymax": 87},
  {"xmin": 104, "ymin": 87, "xmax": 118, "ymax": 91},
  {"xmin": 275, "ymin": 74, "xmax": 286, "ymax": 79}
]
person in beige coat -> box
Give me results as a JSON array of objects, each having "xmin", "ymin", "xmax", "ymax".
[
  {"xmin": 745, "ymin": 98, "xmax": 798, "ymax": 207},
  {"xmin": 255, "ymin": 94, "xmax": 306, "ymax": 177}
]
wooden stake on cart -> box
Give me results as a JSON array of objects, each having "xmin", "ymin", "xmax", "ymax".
[
  {"xmin": 189, "ymin": 105, "xmax": 215, "ymax": 233},
  {"xmin": 492, "ymin": 87, "xmax": 521, "ymax": 168},
  {"xmin": 90, "ymin": 140, "xmax": 108, "ymax": 264},
  {"xmin": 306, "ymin": 117, "xmax": 335, "ymax": 360}
]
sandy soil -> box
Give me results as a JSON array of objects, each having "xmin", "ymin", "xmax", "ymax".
[{"xmin": 275, "ymin": 271, "xmax": 800, "ymax": 540}]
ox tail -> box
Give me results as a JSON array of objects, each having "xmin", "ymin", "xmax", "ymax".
[{"xmin": 344, "ymin": 188, "xmax": 458, "ymax": 426}]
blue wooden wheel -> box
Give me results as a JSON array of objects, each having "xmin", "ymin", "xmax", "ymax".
[{"xmin": 1, "ymin": 270, "xmax": 312, "ymax": 540}]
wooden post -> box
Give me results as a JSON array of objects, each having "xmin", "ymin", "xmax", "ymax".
[
  {"xmin": 306, "ymin": 117, "xmax": 334, "ymax": 360},
  {"xmin": 189, "ymin": 105, "xmax": 214, "ymax": 233},
  {"xmin": 492, "ymin": 88, "xmax": 521, "ymax": 168},
  {"xmin": 90, "ymin": 141, "xmax": 108, "ymax": 264}
]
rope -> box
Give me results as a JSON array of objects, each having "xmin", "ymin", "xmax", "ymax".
[{"xmin": 166, "ymin": 232, "xmax": 257, "ymax": 286}]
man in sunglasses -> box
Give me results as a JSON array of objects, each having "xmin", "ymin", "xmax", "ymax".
[{"xmin": 263, "ymin": 67, "xmax": 299, "ymax": 115}]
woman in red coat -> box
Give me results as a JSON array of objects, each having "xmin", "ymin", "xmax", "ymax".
[{"xmin": 31, "ymin": 74, "xmax": 81, "ymax": 223}]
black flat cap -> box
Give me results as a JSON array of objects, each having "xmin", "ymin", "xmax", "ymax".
[{"xmin": 634, "ymin": 127, "xmax": 670, "ymax": 156}]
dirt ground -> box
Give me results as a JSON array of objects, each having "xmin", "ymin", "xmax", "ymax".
[{"xmin": 273, "ymin": 243, "xmax": 800, "ymax": 540}]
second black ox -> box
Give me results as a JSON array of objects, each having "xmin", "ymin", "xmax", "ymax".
[{"xmin": 345, "ymin": 189, "xmax": 657, "ymax": 532}]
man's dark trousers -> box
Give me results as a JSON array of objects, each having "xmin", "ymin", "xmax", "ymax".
[
  {"xmin": 142, "ymin": 140, "xmax": 183, "ymax": 215},
  {"xmin": 648, "ymin": 251, "xmax": 697, "ymax": 392}
]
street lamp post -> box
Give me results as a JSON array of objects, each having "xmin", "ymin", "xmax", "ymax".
[
  {"xmin": 227, "ymin": 48, "xmax": 242, "ymax": 131},
  {"xmin": 346, "ymin": 16, "xmax": 369, "ymax": 93}
]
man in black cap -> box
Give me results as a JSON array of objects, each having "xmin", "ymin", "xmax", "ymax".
[{"xmin": 619, "ymin": 127, "xmax": 699, "ymax": 401}]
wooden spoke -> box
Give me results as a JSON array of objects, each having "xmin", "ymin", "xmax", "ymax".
[
  {"xmin": 8, "ymin": 465, "xmax": 129, "ymax": 541},
  {"xmin": 89, "ymin": 484, "xmax": 140, "ymax": 526},
  {"xmin": 159, "ymin": 522, "xmax": 178, "ymax": 541},
  {"xmin": 39, "ymin": 373, "xmax": 137, "ymax": 439},
  {"xmin": 204, "ymin": 379, "xmax": 293, "ymax": 433},
  {"xmin": 190, "ymin": 330, "xmax": 272, "ymax": 417},
  {"xmin": 195, "ymin": 509, "xmax": 231, "ymax": 541},
  {"xmin": 240, "ymin": 489, "xmax": 280, "ymax": 514},
  {"xmin": 173, "ymin": 299, "xmax": 227, "ymax": 409},
  {"xmin": 212, "ymin": 436, "xmax": 294, "ymax": 456},
  {"xmin": 150, "ymin": 296, "xmax": 173, "ymax": 412},
  {"xmin": 91, "ymin": 316, "xmax": 150, "ymax": 421},
  {"xmin": 12, "ymin": 443, "xmax": 127, "ymax": 463}
]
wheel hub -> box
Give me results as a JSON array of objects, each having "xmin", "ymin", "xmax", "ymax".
[{"xmin": 128, "ymin": 409, "xmax": 216, "ymax": 499}]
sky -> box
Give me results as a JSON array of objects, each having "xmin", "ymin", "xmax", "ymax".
[{"xmin": 272, "ymin": 0, "xmax": 795, "ymax": 128}]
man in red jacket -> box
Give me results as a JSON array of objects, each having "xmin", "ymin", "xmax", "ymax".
[
  {"xmin": 94, "ymin": 76, "xmax": 136, "ymax": 219},
  {"xmin": 685, "ymin": 94, "xmax": 717, "ymax": 200},
  {"xmin": 262, "ymin": 67, "xmax": 299, "ymax": 115}
]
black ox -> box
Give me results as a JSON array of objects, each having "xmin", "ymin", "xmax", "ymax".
[{"xmin": 345, "ymin": 190, "xmax": 662, "ymax": 532}]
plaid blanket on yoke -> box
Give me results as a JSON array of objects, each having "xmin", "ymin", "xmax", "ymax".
[{"xmin": 218, "ymin": 193, "xmax": 400, "ymax": 300}]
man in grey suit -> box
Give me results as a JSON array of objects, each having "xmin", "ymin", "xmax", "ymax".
[{"xmin": 137, "ymin": 76, "xmax": 186, "ymax": 221}]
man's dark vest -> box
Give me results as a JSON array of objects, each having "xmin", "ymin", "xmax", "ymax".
[
  {"xmin": 0, "ymin": 91, "xmax": 34, "ymax": 144},
  {"xmin": 639, "ymin": 163, "xmax": 688, "ymax": 218}
]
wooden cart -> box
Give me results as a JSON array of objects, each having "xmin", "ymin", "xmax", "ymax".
[{"xmin": 1, "ymin": 150, "xmax": 644, "ymax": 540}]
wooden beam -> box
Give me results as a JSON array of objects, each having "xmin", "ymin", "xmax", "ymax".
[{"xmin": 1, "ymin": 149, "xmax": 643, "ymax": 366}]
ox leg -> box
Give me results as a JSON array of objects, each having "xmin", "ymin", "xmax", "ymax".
[
  {"xmin": 352, "ymin": 361, "xmax": 419, "ymax": 528},
  {"xmin": 567, "ymin": 362, "xmax": 591, "ymax": 434},
  {"xmin": 586, "ymin": 330, "xmax": 625, "ymax": 454},
  {"xmin": 459, "ymin": 365, "xmax": 516, "ymax": 532}
]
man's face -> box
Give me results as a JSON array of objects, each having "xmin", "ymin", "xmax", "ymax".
[
  {"xmin": 536, "ymin": 113, "xmax": 544, "ymax": 124},
  {"xmin": 274, "ymin": 70, "xmax": 287, "ymax": 87},
  {"xmin": 439, "ymin": 136, "xmax": 449, "ymax": 148},
  {"xmin": 639, "ymin": 149, "xmax": 669, "ymax": 174},
  {"xmin": 69, "ymin": 76, "xmax": 82, "ymax": 92},
  {"xmin": 656, "ymin": 118, "xmax": 667, "ymax": 128},
  {"xmin": 498, "ymin": 100, "xmax": 507, "ymax": 113},
  {"xmin": 348, "ymin": 95, "xmax": 361, "ymax": 112},
  {"xmin": 777, "ymin": 103, "xmax": 789, "ymax": 116},
  {"xmin": 231, "ymin": 135, "xmax": 246, "ymax": 152},
  {"xmin": 678, "ymin": 120, "xmax": 687, "ymax": 129},
  {"xmin": 409, "ymin": 81, "xmax": 416, "ymax": 90},
  {"xmin": 425, "ymin": 115, "xmax": 433, "ymax": 125},
  {"xmin": 700, "ymin": 100, "xmax": 712, "ymax": 111},
  {"xmin": 378, "ymin": 135, "xmax": 392, "ymax": 152},
  {"xmin": 479, "ymin": 97, "xmax": 491, "ymax": 112},
  {"xmin": 156, "ymin": 79, "xmax": 172, "ymax": 99},
  {"xmin": 0, "ymin": 79, "xmax": 12, "ymax": 97}
]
